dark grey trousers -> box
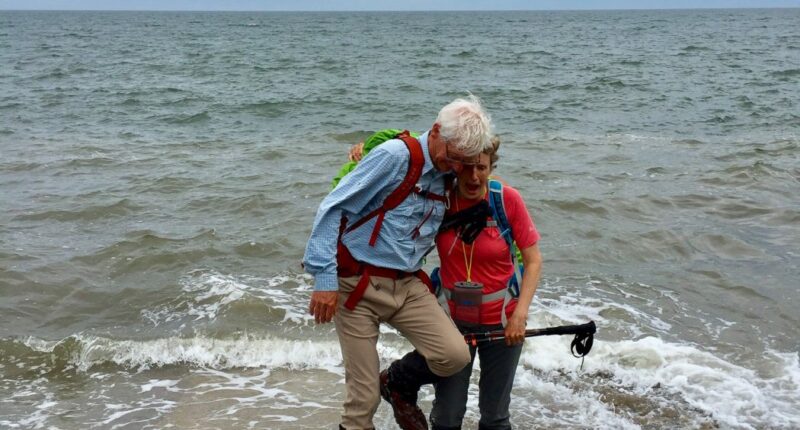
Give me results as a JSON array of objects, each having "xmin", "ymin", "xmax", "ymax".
[{"xmin": 429, "ymin": 332, "xmax": 523, "ymax": 430}]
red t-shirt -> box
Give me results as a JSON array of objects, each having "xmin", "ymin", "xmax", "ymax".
[{"xmin": 436, "ymin": 184, "xmax": 540, "ymax": 326}]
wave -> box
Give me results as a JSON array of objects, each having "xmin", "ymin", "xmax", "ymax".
[
  {"xmin": 2, "ymin": 267, "xmax": 798, "ymax": 428},
  {"xmin": 0, "ymin": 161, "xmax": 42, "ymax": 171},
  {"xmin": 525, "ymin": 49, "xmax": 555, "ymax": 56},
  {"xmin": 702, "ymin": 201, "xmax": 774, "ymax": 220},
  {"xmin": 541, "ymin": 198, "xmax": 610, "ymax": 217},
  {"xmin": 718, "ymin": 161, "xmax": 792, "ymax": 184},
  {"xmin": 33, "ymin": 69, "xmax": 67, "ymax": 80},
  {"xmin": 64, "ymin": 32, "xmax": 94, "ymax": 39},
  {"xmin": 520, "ymin": 105, "xmax": 556, "ymax": 115},
  {"xmin": 227, "ymin": 23, "xmax": 265, "ymax": 27},
  {"xmin": 0, "ymin": 101, "xmax": 24, "ymax": 110},
  {"xmin": 585, "ymin": 76, "xmax": 627, "ymax": 89},
  {"xmin": 61, "ymin": 155, "xmax": 117, "ymax": 168},
  {"xmin": 138, "ymin": 175, "xmax": 202, "ymax": 194},
  {"xmin": 239, "ymin": 101, "xmax": 287, "ymax": 117},
  {"xmin": 183, "ymin": 193, "xmax": 275, "ymax": 214},
  {"xmin": 672, "ymin": 138, "xmax": 706, "ymax": 145},
  {"xmin": 259, "ymin": 148, "xmax": 289, "ymax": 161},
  {"xmin": 68, "ymin": 229, "xmax": 221, "ymax": 273},
  {"xmin": 766, "ymin": 208, "xmax": 800, "ymax": 225},
  {"xmin": 714, "ymin": 141, "xmax": 799, "ymax": 161},
  {"xmin": 163, "ymin": 111, "xmax": 210, "ymax": 124},
  {"xmin": 706, "ymin": 114, "xmax": 736, "ymax": 124},
  {"xmin": 141, "ymin": 270, "xmax": 314, "ymax": 327},
  {"xmin": 325, "ymin": 130, "xmax": 374, "ymax": 143},
  {"xmin": 5, "ymin": 325, "xmax": 797, "ymax": 429},
  {"xmin": 2, "ymin": 334, "xmax": 343, "ymax": 372},
  {"xmin": 520, "ymin": 336, "xmax": 800, "ymax": 430},
  {"xmin": 453, "ymin": 49, "xmax": 477, "ymax": 58},
  {"xmin": 690, "ymin": 233, "xmax": 767, "ymax": 260},
  {"xmin": 119, "ymin": 97, "xmax": 140, "ymax": 106},
  {"xmin": 680, "ymin": 44, "xmax": 712, "ymax": 52},
  {"xmin": 12, "ymin": 199, "xmax": 140, "ymax": 222},
  {"xmin": 770, "ymin": 68, "xmax": 800, "ymax": 79}
]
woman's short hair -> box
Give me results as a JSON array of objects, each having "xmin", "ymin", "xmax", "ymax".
[{"xmin": 486, "ymin": 135, "xmax": 501, "ymax": 169}]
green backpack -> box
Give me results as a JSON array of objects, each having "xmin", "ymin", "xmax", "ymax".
[{"xmin": 331, "ymin": 129, "xmax": 420, "ymax": 189}]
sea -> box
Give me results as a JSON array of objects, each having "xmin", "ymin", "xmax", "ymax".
[{"xmin": 1, "ymin": 8, "xmax": 798, "ymax": 430}]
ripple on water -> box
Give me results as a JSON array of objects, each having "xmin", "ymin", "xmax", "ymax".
[
  {"xmin": 68, "ymin": 229, "xmax": 220, "ymax": 277},
  {"xmin": 689, "ymin": 233, "xmax": 769, "ymax": 260},
  {"xmin": 12, "ymin": 199, "xmax": 141, "ymax": 222},
  {"xmin": 541, "ymin": 198, "xmax": 611, "ymax": 217}
]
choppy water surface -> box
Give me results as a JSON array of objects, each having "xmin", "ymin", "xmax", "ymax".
[{"xmin": 1, "ymin": 9, "xmax": 799, "ymax": 429}]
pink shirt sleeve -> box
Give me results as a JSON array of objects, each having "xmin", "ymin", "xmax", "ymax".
[{"xmin": 503, "ymin": 185, "xmax": 540, "ymax": 249}]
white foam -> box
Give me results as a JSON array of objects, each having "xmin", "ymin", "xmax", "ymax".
[
  {"xmin": 512, "ymin": 373, "xmax": 640, "ymax": 429},
  {"xmin": 14, "ymin": 271, "xmax": 800, "ymax": 429},
  {"xmin": 140, "ymin": 379, "xmax": 180, "ymax": 393},
  {"xmin": 141, "ymin": 270, "xmax": 316, "ymax": 326},
  {"xmin": 517, "ymin": 333, "xmax": 800, "ymax": 429},
  {"xmin": 100, "ymin": 398, "xmax": 177, "ymax": 430},
  {"xmin": 507, "ymin": 279, "xmax": 800, "ymax": 429},
  {"xmin": 22, "ymin": 334, "xmax": 343, "ymax": 372},
  {"xmin": 0, "ymin": 383, "xmax": 57, "ymax": 430}
]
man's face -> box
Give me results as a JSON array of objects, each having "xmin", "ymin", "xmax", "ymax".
[
  {"xmin": 430, "ymin": 123, "xmax": 479, "ymax": 173},
  {"xmin": 442, "ymin": 144, "xmax": 480, "ymax": 173}
]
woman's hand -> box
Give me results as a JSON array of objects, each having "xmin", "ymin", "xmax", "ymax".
[
  {"xmin": 348, "ymin": 142, "xmax": 365, "ymax": 162},
  {"xmin": 504, "ymin": 243, "xmax": 542, "ymax": 346},
  {"xmin": 504, "ymin": 313, "xmax": 527, "ymax": 346}
]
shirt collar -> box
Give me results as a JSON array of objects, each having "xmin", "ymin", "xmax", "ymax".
[{"xmin": 419, "ymin": 131, "xmax": 435, "ymax": 174}]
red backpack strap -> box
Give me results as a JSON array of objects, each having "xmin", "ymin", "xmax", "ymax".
[{"xmin": 345, "ymin": 130, "xmax": 425, "ymax": 246}]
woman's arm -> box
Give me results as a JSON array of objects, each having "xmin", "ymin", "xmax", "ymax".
[{"xmin": 504, "ymin": 243, "xmax": 542, "ymax": 345}]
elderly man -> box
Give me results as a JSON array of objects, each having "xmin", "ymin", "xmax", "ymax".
[{"xmin": 303, "ymin": 96, "xmax": 494, "ymax": 430}]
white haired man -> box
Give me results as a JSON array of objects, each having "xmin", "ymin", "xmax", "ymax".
[{"xmin": 304, "ymin": 96, "xmax": 494, "ymax": 430}]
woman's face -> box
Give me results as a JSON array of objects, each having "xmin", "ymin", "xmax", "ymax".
[{"xmin": 456, "ymin": 152, "xmax": 492, "ymax": 200}]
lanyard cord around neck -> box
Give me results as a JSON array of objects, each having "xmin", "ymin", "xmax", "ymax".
[{"xmin": 455, "ymin": 195, "xmax": 477, "ymax": 282}]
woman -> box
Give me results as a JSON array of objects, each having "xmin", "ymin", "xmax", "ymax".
[
  {"xmin": 429, "ymin": 136, "xmax": 541, "ymax": 430},
  {"xmin": 340, "ymin": 134, "xmax": 542, "ymax": 430}
]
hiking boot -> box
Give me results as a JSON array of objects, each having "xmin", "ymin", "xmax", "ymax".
[{"xmin": 379, "ymin": 369, "xmax": 428, "ymax": 430}]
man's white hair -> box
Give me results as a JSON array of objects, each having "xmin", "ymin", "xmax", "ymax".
[{"xmin": 435, "ymin": 94, "xmax": 493, "ymax": 157}]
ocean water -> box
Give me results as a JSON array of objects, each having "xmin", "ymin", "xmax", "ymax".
[{"xmin": 1, "ymin": 8, "xmax": 799, "ymax": 429}]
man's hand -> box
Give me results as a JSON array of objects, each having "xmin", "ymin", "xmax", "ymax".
[
  {"xmin": 503, "ymin": 314, "xmax": 527, "ymax": 346},
  {"xmin": 309, "ymin": 291, "xmax": 339, "ymax": 324}
]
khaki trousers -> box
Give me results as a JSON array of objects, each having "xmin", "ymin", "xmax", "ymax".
[{"xmin": 335, "ymin": 275, "xmax": 471, "ymax": 430}]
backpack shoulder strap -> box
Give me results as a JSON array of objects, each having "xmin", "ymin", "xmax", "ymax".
[
  {"xmin": 381, "ymin": 131, "xmax": 424, "ymax": 211},
  {"xmin": 488, "ymin": 179, "xmax": 513, "ymax": 246},
  {"xmin": 345, "ymin": 130, "xmax": 425, "ymax": 246},
  {"xmin": 487, "ymin": 178, "xmax": 526, "ymax": 327}
]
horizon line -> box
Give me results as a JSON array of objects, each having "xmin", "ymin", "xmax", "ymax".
[{"xmin": 2, "ymin": 6, "xmax": 799, "ymax": 12}]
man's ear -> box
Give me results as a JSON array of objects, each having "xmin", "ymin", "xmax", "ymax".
[{"xmin": 430, "ymin": 122, "xmax": 441, "ymax": 138}]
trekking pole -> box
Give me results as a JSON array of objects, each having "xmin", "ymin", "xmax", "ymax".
[{"xmin": 463, "ymin": 321, "xmax": 596, "ymax": 357}]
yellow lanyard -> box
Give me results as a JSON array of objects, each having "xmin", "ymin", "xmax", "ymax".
[{"xmin": 455, "ymin": 195, "xmax": 476, "ymax": 282}]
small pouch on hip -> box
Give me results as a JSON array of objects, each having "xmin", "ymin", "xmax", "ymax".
[{"xmin": 452, "ymin": 281, "xmax": 483, "ymax": 327}]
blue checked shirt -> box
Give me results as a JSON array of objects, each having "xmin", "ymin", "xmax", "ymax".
[{"xmin": 303, "ymin": 131, "xmax": 450, "ymax": 291}]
